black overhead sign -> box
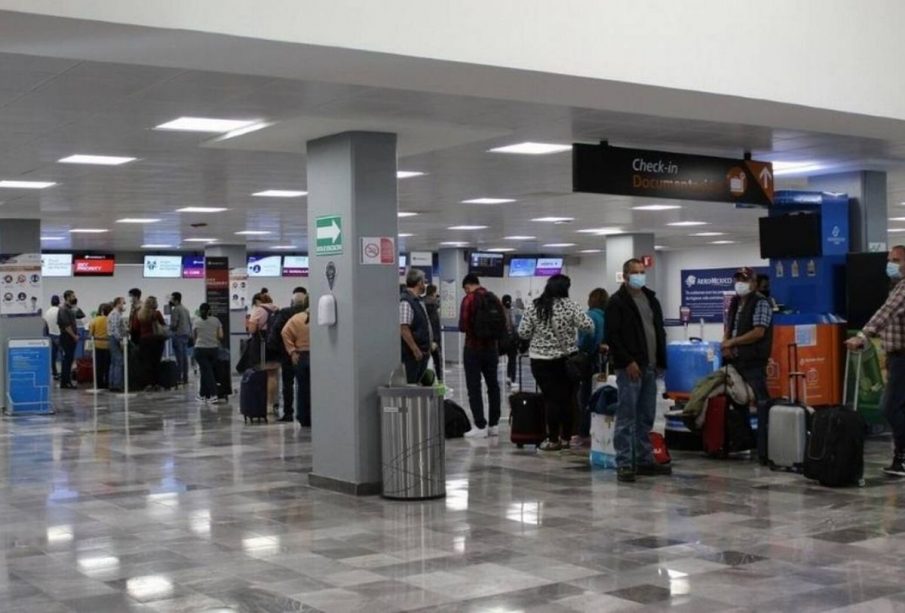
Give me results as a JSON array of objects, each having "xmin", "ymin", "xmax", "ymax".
[{"xmin": 573, "ymin": 143, "xmax": 774, "ymax": 206}]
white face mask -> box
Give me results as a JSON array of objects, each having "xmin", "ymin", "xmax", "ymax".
[{"xmin": 735, "ymin": 281, "xmax": 752, "ymax": 297}]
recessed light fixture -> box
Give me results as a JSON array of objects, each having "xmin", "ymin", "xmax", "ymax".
[
  {"xmin": 69, "ymin": 228, "xmax": 108, "ymax": 234},
  {"xmin": 235, "ymin": 230, "xmax": 271, "ymax": 236},
  {"xmin": 654, "ymin": 245, "xmax": 667, "ymax": 250},
  {"xmin": 252, "ymin": 190, "xmax": 307, "ymax": 198},
  {"xmin": 397, "ymin": 171, "xmax": 426, "ymax": 179},
  {"xmin": 154, "ymin": 116, "xmax": 261, "ymax": 133},
  {"xmin": 711, "ymin": 240, "xmax": 736, "ymax": 245},
  {"xmin": 397, "ymin": 211, "xmax": 419, "ymax": 218},
  {"xmin": 890, "ymin": 217, "xmax": 905, "ymax": 222},
  {"xmin": 448, "ymin": 225, "xmax": 487, "ymax": 231},
  {"xmin": 504, "ymin": 236, "xmax": 536, "ymax": 240},
  {"xmin": 489, "ymin": 142, "xmax": 572, "ymax": 155},
  {"xmin": 270, "ymin": 245, "xmax": 297, "ymax": 250},
  {"xmin": 461, "ymin": 198, "xmax": 516, "ymax": 205},
  {"xmin": 691, "ymin": 232, "xmax": 725, "ymax": 237},
  {"xmin": 141, "ymin": 244, "xmax": 173, "ymax": 249},
  {"xmin": 58, "ymin": 154, "xmax": 136, "ymax": 166},
  {"xmin": 543, "ymin": 243, "xmax": 576, "ymax": 248},
  {"xmin": 667, "ymin": 221, "xmax": 708, "ymax": 227},
  {"xmin": 116, "ymin": 218, "xmax": 160, "ymax": 224},
  {"xmin": 214, "ymin": 121, "xmax": 272, "ymax": 141},
  {"xmin": 440, "ymin": 241, "xmax": 469, "ymax": 247},
  {"xmin": 41, "ymin": 236, "xmax": 65, "ymax": 241},
  {"xmin": 532, "ymin": 217, "xmax": 574, "ymax": 223},
  {"xmin": 487, "ymin": 247, "xmax": 515, "ymax": 252},
  {"xmin": 177, "ymin": 207, "xmax": 228, "ymax": 213},
  {"xmin": 0, "ymin": 180, "xmax": 56, "ymax": 189},
  {"xmin": 580, "ymin": 249, "xmax": 603, "ymax": 254},
  {"xmin": 633, "ymin": 204, "xmax": 682, "ymax": 211},
  {"xmin": 184, "ymin": 238, "xmax": 217, "ymax": 243},
  {"xmin": 577, "ymin": 227, "xmax": 623, "ymax": 235},
  {"xmin": 771, "ymin": 160, "xmax": 825, "ymax": 176},
  {"xmin": 889, "ymin": 228, "xmax": 905, "ymax": 233},
  {"xmin": 399, "ymin": 233, "xmax": 415, "ymax": 238}
]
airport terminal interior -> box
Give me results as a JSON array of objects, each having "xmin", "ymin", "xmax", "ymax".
[{"xmin": 1, "ymin": 2, "xmax": 905, "ymax": 612}]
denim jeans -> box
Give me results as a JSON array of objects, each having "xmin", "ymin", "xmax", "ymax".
[
  {"xmin": 49, "ymin": 334, "xmax": 60, "ymax": 376},
  {"xmin": 295, "ymin": 352, "xmax": 311, "ymax": 426},
  {"xmin": 194, "ymin": 347, "xmax": 219, "ymax": 399},
  {"xmin": 108, "ymin": 339, "xmax": 124, "ymax": 390},
  {"xmin": 614, "ymin": 366, "xmax": 658, "ymax": 468},
  {"xmin": 172, "ymin": 334, "xmax": 190, "ymax": 384},
  {"xmin": 463, "ymin": 346, "xmax": 501, "ymax": 429},
  {"xmin": 281, "ymin": 358, "xmax": 295, "ymax": 417},
  {"xmin": 60, "ymin": 336, "xmax": 76, "ymax": 387},
  {"xmin": 883, "ymin": 354, "xmax": 905, "ymax": 454}
]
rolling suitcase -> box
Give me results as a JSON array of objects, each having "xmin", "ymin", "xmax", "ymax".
[
  {"xmin": 240, "ymin": 334, "xmax": 268, "ymax": 423},
  {"xmin": 75, "ymin": 357, "xmax": 93, "ymax": 384},
  {"xmin": 767, "ymin": 344, "xmax": 809, "ymax": 472},
  {"xmin": 702, "ymin": 394, "xmax": 755, "ymax": 458},
  {"xmin": 804, "ymin": 351, "xmax": 867, "ymax": 487},
  {"xmin": 215, "ymin": 348, "xmax": 232, "ymax": 400},
  {"xmin": 158, "ymin": 339, "xmax": 179, "ymax": 390},
  {"xmin": 509, "ymin": 355, "xmax": 545, "ymax": 448}
]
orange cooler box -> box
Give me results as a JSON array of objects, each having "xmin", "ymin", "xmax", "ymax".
[{"xmin": 766, "ymin": 323, "xmax": 843, "ymax": 407}]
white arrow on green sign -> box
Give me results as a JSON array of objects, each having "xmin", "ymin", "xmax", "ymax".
[{"xmin": 315, "ymin": 215, "xmax": 343, "ymax": 255}]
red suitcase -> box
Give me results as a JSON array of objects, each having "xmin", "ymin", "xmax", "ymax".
[
  {"xmin": 75, "ymin": 357, "xmax": 93, "ymax": 384},
  {"xmin": 702, "ymin": 395, "xmax": 755, "ymax": 458}
]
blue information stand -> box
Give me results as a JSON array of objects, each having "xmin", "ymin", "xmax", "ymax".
[{"xmin": 6, "ymin": 338, "xmax": 53, "ymax": 414}]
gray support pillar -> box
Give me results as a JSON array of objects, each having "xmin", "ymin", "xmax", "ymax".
[
  {"xmin": 306, "ymin": 132, "xmax": 398, "ymax": 495},
  {"xmin": 205, "ymin": 244, "xmax": 247, "ymax": 373},
  {"xmin": 0, "ymin": 220, "xmax": 43, "ymax": 408},
  {"xmin": 604, "ymin": 234, "xmax": 656, "ymax": 295},
  {"xmin": 809, "ymin": 171, "xmax": 887, "ymax": 252},
  {"xmin": 437, "ymin": 248, "xmax": 468, "ymax": 364}
]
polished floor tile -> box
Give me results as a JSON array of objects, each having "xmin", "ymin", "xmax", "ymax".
[{"xmin": 1, "ymin": 369, "xmax": 904, "ymax": 612}]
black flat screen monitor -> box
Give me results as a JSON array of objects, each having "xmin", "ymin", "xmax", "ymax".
[
  {"xmin": 469, "ymin": 252, "xmax": 504, "ymax": 277},
  {"xmin": 759, "ymin": 213, "xmax": 822, "ymax": 259}
]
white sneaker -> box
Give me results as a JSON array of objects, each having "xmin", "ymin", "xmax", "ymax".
[
  {"xmin": 488, "ymin": 426, "xmax": 500, "ymax": 437},
  {"xmin": 465, "ymin": 427, "xmax": 488, "ymax": 439}
]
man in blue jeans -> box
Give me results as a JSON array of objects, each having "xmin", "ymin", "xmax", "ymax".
[
  {"xmin": 605, "ymin": 259, "xmax": 670, "ymax": 483},
  {"xmin": 168, "ymin": 292, "xmax": 193, "ymax": 386},
  {"xmin": 459, "ymin": 274, "xmax": 502, "ymax": 439}
]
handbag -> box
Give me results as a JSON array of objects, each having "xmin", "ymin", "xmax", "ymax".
[
  {"xmin": 565, "ymin": 351, "xmax": 592, "ymax": 383},
  {"xmin": 152, "ymin": 320, "xmax": 170, "ymax": 339}
]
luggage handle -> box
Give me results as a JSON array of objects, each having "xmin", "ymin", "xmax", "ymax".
[
  {"xmin": 688, "ymin": 336, "xmax": 703, "ymax": 343},
  {"xmin": 787, "ymin": 343, "xmax": 806, "ymax": 406},
  {"xmin": 842, "ymin": 349, "xmax": 863, "ymax": 412}
]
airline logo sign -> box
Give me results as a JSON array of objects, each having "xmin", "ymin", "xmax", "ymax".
[{"xmin": 573, "ymin": 143, "xmax": 774, "ymax": 206}]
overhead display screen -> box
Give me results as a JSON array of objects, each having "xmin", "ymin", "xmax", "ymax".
[
  {"xmin": 182, "ymin": 255, "xmax": 205, "ymax": 279},
  {"xmin": 143, "ymin": 255, "xmax": 182, "ymax": 278},
  {"xmin": 247, "ymin": 255, "xmax": 282, "ymax": 277},
  {"xmin": 535, "ymin": 257, "xmax": 564, "ymax": 277},
  {"xmin": 469, "ymin": 252, "xmax": 505, "ymax": 278},
  {"xmin": 73, "ymin": 254, "xmax": 115, "ymax": 276},
  {"xmin": 508, "ymin": 258, "xmax": 537, "ymax": 277},
  {"xmin": 759, "ymin": 214, "xmax": 822, "ymax": 259},
  {"xmin": 282, "ymin": 256, "xmax": 309, "ymax": 277},
  {"xmin": 399, "ymin": 254, "xmax": 407, "ymax": 275},
  {"xmin": 41, "ymin": 253, "xmax": 72, "ymax": 277}
]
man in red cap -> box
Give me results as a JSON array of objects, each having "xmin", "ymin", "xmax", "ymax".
[{"xmin": 722, "ymin": 267, "xmax": 774, "ymax": 463}]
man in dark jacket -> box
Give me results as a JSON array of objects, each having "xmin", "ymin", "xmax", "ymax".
[
  {"xmin": 424, "ymin": 284, "xmax": 443, "ymax": 382},
  {"xmin": 400, "ymin": 269, "xmax": 433, "ymax": 383},
  {"xmin": 605, "ymin": 258, "xmax": 670, "ymax": 483},
  {"xmin": 724, "ymin": 267, "xmax": 773, "ymax": 463},
  {"xmin": 270, "ymin": 292, "xmax": 308, "ymax": 422}
]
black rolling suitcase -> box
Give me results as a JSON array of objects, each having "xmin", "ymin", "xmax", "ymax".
[
  {"xmin": 509, "ymin": 355, "xmax": 546, "ymax": 448},
  {"xmin": 804, "ymin": 350, "xmax": 867, "ymax": 487},
  {"xmin": 239, "ymin": 334, "xmax": 268, "ymax": 423},
  {"xmin": 215, "ymin": 348, "xmax": 232, "ymax": 400},
  {"xmin": 158, "ymin": 339, "xmax": 179, "ymax": 390}
]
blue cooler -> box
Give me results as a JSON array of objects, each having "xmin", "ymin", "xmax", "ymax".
[{"xmin": 664, "ymin": 338, "xmax": 722, "ymax": 395}]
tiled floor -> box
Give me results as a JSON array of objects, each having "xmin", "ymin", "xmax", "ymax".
[{"xmin": 1, "ymin": 370, "xmax": 905, "ymax": 612}]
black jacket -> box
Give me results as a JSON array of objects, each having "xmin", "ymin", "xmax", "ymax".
[
  {"xmin": 424, "ymin": 296, "xmax": 442, "ymax": 344},
  {"xmin": 605, "ymin": 285, "xmax": 667, "ymax": 370},
  {"xmin": 726, "ymin": 292, "xmax": 773, "ymax": 369}
]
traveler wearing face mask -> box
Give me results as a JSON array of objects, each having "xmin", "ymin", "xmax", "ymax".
[
  {"xmin": 846, "ymin": 245, "xmax": 905, "ymax": 477},
  {"xmin": 400, "ymin": 268, "xmax": 434, "ymax": 384},
  {"xmin": 57, "ymin": 290, "xmax": 80, "ymax": 389},
  {"xmin": 723, "ymin": 267, "xmax": 774, "ymax": 463},
  {"xmin": 606, "ymin": 258, "xmax": 669, "ymax": 483}
]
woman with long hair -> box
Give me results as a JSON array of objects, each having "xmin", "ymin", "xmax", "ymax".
[
  {"xmin": 131, "ymin": 295, "xmax": 167, "ymax": 391},
  {"xmin": 518, "ymin": 274, "xmax": 594, "ymax": 451},
  {"xmin": 193, "ymin": 303, "xmax": 223, "ymax": 402},
  {"xmin": 575, "ymin": 287, "xmax": 610, "ymax": 446}
]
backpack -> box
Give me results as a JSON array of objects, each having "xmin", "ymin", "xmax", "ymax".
[
  {"xmin": 472, "ymin": 291, "xmax": 508, "ymax": 341},
  {"xmin": 266, "ymin": 307, "xmax": 299, "ymax": 356},
  {"xmin": 444, "ymin": 399, "xmax": 472, "ymax": 438}
]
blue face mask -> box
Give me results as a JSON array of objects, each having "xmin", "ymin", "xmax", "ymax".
[
  {"xmin": 887, "ymin": 262, "xmax": 902, "ymax": 279},
  {"xmin": 628, "ymin": 273, "xmax": 646, "ymax": 289}
]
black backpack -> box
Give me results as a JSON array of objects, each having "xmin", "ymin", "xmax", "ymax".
[
  {"xmin": 444, "ymin": 399, "xmax": 472, "ymax": 438},
  {"xmin": 472, "ymin": 291, "xmax": 508, "ymax": 341},
  {"xmin": 265, "ymin": 306, "xmax": 300, "ymax": 356}
]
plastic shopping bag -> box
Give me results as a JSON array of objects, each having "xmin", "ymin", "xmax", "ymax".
[{"xmin": 590, "ymin": 413, "xmax": 617, "ymax": 469}]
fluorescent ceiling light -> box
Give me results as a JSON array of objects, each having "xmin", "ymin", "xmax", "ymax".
[
  {"xmin": 177, "ymin": 207, "xmax": 228, "ymax": 213},
  {"xmin": 397, "ymin": 211, "xmax": 419, "ymax": 218},
  {"xmin": 41, "ymin": 236, "xmax": 65, "ymax": 241},
  {"xmin": 461, "ymin": 198, "xmax": 516, "ymax": 205},
  {"xmin": 489, "ymin": 142, "xmax": 572, "ymax": 155},
  {"xmin": 184, "ymin": 238, "xmax": 217, "ymax": 243},
  {"xmin": 58, "ymin": 154, "xmax": 136, "ymax": 166},
  {"xmin": 154, "ymin": 116, "xmax": 260, "ymax": 133},
  {"xmin": 448, "ymin": 225, "xmax": 487, "ymax": 231},
  {"xmin": 253, "ymin": 190, "xmax": 307, "ymax": 198},
  {"xmin": 235, "ymin": 230, "xmax": 271, "ymax": 236},
  {"xmin": 504, "ymin": 235, "xmax": 536, "ymax": 240},
  {"xmin": 69, "ymin": 228, "xmax": 108, "ymax": 234},
  {"xmin": 532, "ymin": 217, "xmax": 574, "ymax": 223},
  {"xmin": 889, "ymin": 228, "xmax": 905, "ymax": 233},
  {"xmin": 487, "ymin": 247, "xmax": 515, "ymax": 252},
  {"xmin": 397, "ymin": 171, "xmax": 426, "ymax": 179},
  {"xmin": 711, "ymin": 240, "xmax": 736, "ymax": 244},
  {"xmin": 890, "ymin": 217, "xmax": 905, "ymax": 222},
  {"xmin": 580, "ymin": 249, "xmax": 602, "ymax": 254},
  {"xmin": 270, "ymin": 245, "xmax": 297, "ymax": 250},
  {"xmin": 0, "ymin": 180, "xmax": 56, "ymax": 189},
  {"xmin": 215, "ymin": 121, "xmax": 272, "ymax": 141},
  {"xmin": 633, "ymin": 204, "xmax": 682, "ymax": 211},
  {"xmin": 543, "ymin": 243, "xmax": 576, "ymax": 248},
  {"xmin": 655, "ymin": 245, "xmax": 667, "ymax": 250},
  {"xmin": 116, "ymin": 218, "xmax": 160, "ymax": 224},
  {"xmin": 691, "ymin": 232, "xmax": 724, "ymax": 237},
  {"xmin": 141, "ymin": 244, "xmax": 173, "ymax": 249},
  {"xmin": 667, "ymin": 221, "xmax": 708, "ymax": 227},
  {"xmin": 399, "ymin": 233, "xmax": 415, "ymax": 238},
  {"xmin": 577, "ymin": 227, "xmax": 622, "ymax": 235},
  {"xmin": 440, "ymin": 241, "xmax": 469, "ymax": 247},
  {"xmin": 771, "ymin": 160, "xmax": 825, "ymax": 176}
]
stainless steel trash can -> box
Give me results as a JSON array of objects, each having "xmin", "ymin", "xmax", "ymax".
[{"xmin": 378, "ymin": 386, "xmax": 445, "ymax": 500}]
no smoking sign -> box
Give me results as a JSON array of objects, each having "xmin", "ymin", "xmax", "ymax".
[{"xmin": 360, "ymin": 236, "xmax": 396, "ymax": 265}]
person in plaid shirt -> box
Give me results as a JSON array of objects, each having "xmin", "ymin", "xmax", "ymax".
[{"xmin": 847, "ymin": 245, "xmax": 905, "ymax": 477}]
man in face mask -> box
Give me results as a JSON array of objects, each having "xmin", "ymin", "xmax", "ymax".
[
  {"xmin": 399, "ymin": 268, "xmax": 433, "ymax": 384},
  {"xmin": 57, "ymin": 290, "xmax": 80, "ymax": 389},
  {"xmin": 846, "ymin": 245, "xmax": 905, "ymax": 477},
  {"xmin": 605, "ymin": 258, "xmax": 669, "ymax": 483},
  {"xmin": 723, "ymin": 267, "xmax": 774, "ymax": 463}
]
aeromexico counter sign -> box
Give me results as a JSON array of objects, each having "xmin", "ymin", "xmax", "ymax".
[{"xmin": 573, "ymin": 143, "xmax": 774, "ymax": 206}]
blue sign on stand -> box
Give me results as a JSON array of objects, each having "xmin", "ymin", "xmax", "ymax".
[
  {"xmin": 681, "ymin": 267, "xmax": 768, "ymax": 323},
  {"xmin": 6, "ymin": 338, "xmax": 53, "ymax": 414}
]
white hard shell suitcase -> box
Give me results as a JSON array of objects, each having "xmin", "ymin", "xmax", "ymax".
[{"xmin": 767, "ymin": 345, "xmax": 808, "ymax": 472}]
